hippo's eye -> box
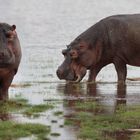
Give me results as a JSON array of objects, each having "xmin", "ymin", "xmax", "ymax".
[{"xmin": 79, "ymin": 45, "xmax": 84, "ymax": 49}]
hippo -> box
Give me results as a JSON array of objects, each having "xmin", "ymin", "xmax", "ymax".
[
  {"xmin": 0, "ymin": 23, "xmax": 21, "ymax": 100},
  {"xmin": 57, "ymin": 14, "xmax": 140, "ymax": 83}
]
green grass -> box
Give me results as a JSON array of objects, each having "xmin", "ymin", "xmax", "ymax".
[
  {"xmin": 59, "ymin": 125, "xmax": 64, "ymax": 128},
  {"xmin": 0, "ymin": 98, "xmax": 58, "ymax": 139},
  {"xmin": 64, "ymin": 119, "xmax": 75, "ymax": 126},
  {"xmin": 54, "ymin": 111, "xmax": 63, "ymax": 116},
  {"xmin": 64, "ymin": 101, "xmax": 140, "ymax": 140},
  {"xmin": 23, "ymin": 104, "xmax": 54, "ymax": 117},
  {"xmin": 0, "ymin": 98, "xmax": 30, "ymax": 114},
  {"xmin": 50, "ymin": 133, "xmax": 61, "ymax": 137},
  {"xmin": 0, "ymin": 99, "xmax": 54, "ymax": 118},
  {"xmin": 131, "ymin": 133, "xmax": 140, "ymax": 140},
  {"xmin": 75, "ymin": 101, "xmax": 103, "ymax": 112},
  {"xmin": 0, "ymin": 121, "xmax": 50, "ymax": 140},
  {"xmin": 51, "ymin": 120, "xmax": 58, "ymax": 123}
]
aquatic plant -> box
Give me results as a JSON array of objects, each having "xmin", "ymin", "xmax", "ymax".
[
  {"xmin": 65, "ymin": 101, "xmax": 140, "ymax": 140},
  {"xmin": 0, "ymin": 121, "xmax": 50, "ymax": 140},
  {"xmin": 23, "ymin": 104, "xmax": 54, "ymax": 117},
  {"xmin": 54, "ymin": 111, "xmax": 63, "ymax": 116}
]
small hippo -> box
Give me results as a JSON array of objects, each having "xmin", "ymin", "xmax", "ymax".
[
  {"xmin": 0, "ymin": 23, "xmax": 21, "ymax": 100},
  {"xmin": 57, "ymin": 14, "xmax": 140, "ymax": 83}
]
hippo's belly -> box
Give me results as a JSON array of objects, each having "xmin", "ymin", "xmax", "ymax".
[{"xmin": 127, "ymin": 55, "xmax": 140, "ymax": 66}]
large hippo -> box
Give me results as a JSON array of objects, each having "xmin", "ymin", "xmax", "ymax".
[
  {"xmin": 57, "ymin": 14, "xmax": 140, "ymax": 83},
  {"xmin": 0, "ymin": 23, "xmax": 21, "ymax": 100}
]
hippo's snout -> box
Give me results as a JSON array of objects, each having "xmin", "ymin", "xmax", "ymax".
[
  {"xmin": 56, "ymin": 68, "xmax": 64, "ymax": 79},
  {"xmin": 56, "ymin": 66, "xmax": 69, "ymax": 80},
  {"xmin": 0, "ymin": 52, "xmax": 5, "ymax": 59},
  {"xmin": 56, "ymin": 66, "xmax": 75, "ymax": 81}
]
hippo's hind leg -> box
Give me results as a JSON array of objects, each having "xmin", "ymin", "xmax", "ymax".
[
  {"xmin": 114, "ymin": 60, "xmax": 127, "ymax": 84},
  {"xmin": 0, "ymin": 71, "xmax": 15, "ymax": 100}
]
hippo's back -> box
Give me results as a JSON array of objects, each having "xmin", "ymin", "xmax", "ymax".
[
  {"xmin": 103, "ymin": 14, "xmax": 140, "ymax": 66},
  {"xmin": 103, "ymin": 14, "xmax": 140, "ymax": 39}
]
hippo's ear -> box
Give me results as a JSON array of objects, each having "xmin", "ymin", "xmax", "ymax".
[{"xmin": 12, "ymin": 25, "xmax": 16, "ymax": 30}]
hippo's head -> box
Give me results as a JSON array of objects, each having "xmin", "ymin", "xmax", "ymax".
[
  {"xmin": 57, "ymin": 38, "xmax": 102, "ymax": 82},
  {"xmin": 0, "ymin": 23, "xmax": 17, "ymax": 66},
  {"xmin": 0, "ymin": 23, "xmax": 16, "ymax": 42},
  {"xmin": 56, "ymin": 46, "xmax": 87, "ymax": 82}
]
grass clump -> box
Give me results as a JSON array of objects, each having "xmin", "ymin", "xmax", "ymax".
[
  {"xmin": 50, "ymin": 133, "xmax": 60, "ymax": 137},
  {"xmin": 131, "ymin": 133, "xmax": 140, "ymax": 140},
  {"xmin": 0, "ymin": 98, "xmax": 54, "ymax": 118},
  {"xmin": 59, "ymin": 125, "xmax": 64, "ymax": 128},
  {"xmin": 51, "ymin": 120, "xmax": 58, "ymax": 123},
  {"xmin": 54, "ymin": 111, "xmax": 63, "ymax": 116},
  {"xmin": 23, "ymin": 104, "xmax": 54, "ymax": 117},
  {"xmin": 75, "ymin": 101, "xmax": 103, "ymax": 112},
  {"xmin": 0, "ymin": 121, "xmax": 50, "ymax": 140},
  {"xmin": 0, "ymin": 98, "xmax": 30, "ymax": 114},
  {"xmin": 64, "ymin": 119, "xmax": 75, "ymax": 126}
]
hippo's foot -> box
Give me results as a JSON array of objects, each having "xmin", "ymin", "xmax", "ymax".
[{"xmin": 0, "ymin": 93, "xmax": 8, "ymax": 101}]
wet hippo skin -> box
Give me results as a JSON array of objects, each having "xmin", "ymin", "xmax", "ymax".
[
  {"xmin": 0, "ymin": 23, "xmax": 21, "ymax": 100},
  {"xmin": 57, "ymin": 14, "xmax": 140, "ymax": 83}
]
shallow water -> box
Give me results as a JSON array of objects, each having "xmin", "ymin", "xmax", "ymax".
[{"xmin": 0, "ymin": 0, "xmax": 140, "ymax": 140}]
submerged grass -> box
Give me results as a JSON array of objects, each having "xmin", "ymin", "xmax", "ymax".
[
  {"xmin": 64, "ymin": 101, "xmax": 140, "ymax": 140},
  {"xmin": 23, "ymin": 104, "xmax": 54, "ymax": 117},
  {"xmin": 0, "ymin": 98, "xmax": 55, "ymax": 139},
  {"xmin": 0, "ymin": 98, "xmax": 30, "ymax": 114},
  {"xmin": 50, "ymin": 133, "xmax": 61, "ymax": 137},
  {"xmin": 54, "ymin": 111, "xmax": 63, "ymax": 116},
  {"xmin": 75, "ymin": 101, "xmax": 103, "ymax": 113},
  {"xmin": 0, "ymin": 98, "xmax": 54, "ymax": 118},
  {"xmin": 0, "ymin": 121, "xmax": 50, "ymax": 140},
  {"xmin": 131, "ymin": 133, "xmax": 140, "ymax": 140}
]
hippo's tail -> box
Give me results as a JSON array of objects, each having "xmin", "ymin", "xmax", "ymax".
[{"xmin": 127, "ymin": 77, "xmax": 140, "ymax": 81}]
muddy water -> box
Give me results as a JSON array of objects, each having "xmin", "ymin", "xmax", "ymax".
[{"xmin": 0, "ymin": 0, "xmax": 140, "ymax": 140}]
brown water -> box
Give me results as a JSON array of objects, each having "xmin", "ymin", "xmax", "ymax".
[{"xmin": 0, "ymin": 0, "xmax": 140, "ymax": 140}]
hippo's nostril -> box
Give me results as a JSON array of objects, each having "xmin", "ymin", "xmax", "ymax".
[
  {"xmin": 0, "ymin": 52, "xmax": 4, "ymax": 59},
  {"xmin": 69, "ymin": 50, "xmax": 78, "ymax": 58}
]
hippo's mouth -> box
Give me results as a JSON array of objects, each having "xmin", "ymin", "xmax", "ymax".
[
  {"xmin": 67, "ymin": 64, "xmax": 87, "ymax": 83},
  {"xmin": 72, "ymin": 74, "xmax": 83, "ymax": 83},
  {"xmin": 57, "ymin": 59, "xmax": 87, "ymax": 83}
]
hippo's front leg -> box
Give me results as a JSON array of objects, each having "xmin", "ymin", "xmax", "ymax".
[
  {"xmin": 0, "ymin": 71, "xmax": 15, "ymax": 100},
  {"xmin": 88, "ymin": 66, "xmax": 103, "ymax": 82}
]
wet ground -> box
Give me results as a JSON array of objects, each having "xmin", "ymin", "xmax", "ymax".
[{"xmin": 0, "ymin": 0, "xmax": 140, "ymax": 140}]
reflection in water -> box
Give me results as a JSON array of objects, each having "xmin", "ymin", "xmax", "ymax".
[
  {"xmin": 115, "ymin": 132, "xmax": 130, "ymax": 140},
  {"xmin": 115, "ymin": 84, "xmax": 127, "ymax": 107},
  {"xmin": 61, "ymin": 83, "xmax": 128, "ymax": 115},
  {"xmin": 62, "ymin": 82, "xmax": 127, "ymax": 111},
  {"xmin": 87, "ymin": 83, "xmax": 98, "ymax": 96},
  {"xmin": 115, "ymin": 85, "xmax": 130, "ymax": 140},
  {"xmin": 0, "ymin": 92, "xmax": 8, "ymax": 101},
  {"xmin": 0, "ymin": 113, "xmax": 11, "ymax": 121},
  {"xmin": 64, "ymin": 83, "xmax": 84, "ymax": 96},
  {"xmin": 61, "ymin": 83, "xmax": 130, "ymax": 140},
  {"xmin": 0, "ymin": 102, "xmax": 12, "ymax": 121}
]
